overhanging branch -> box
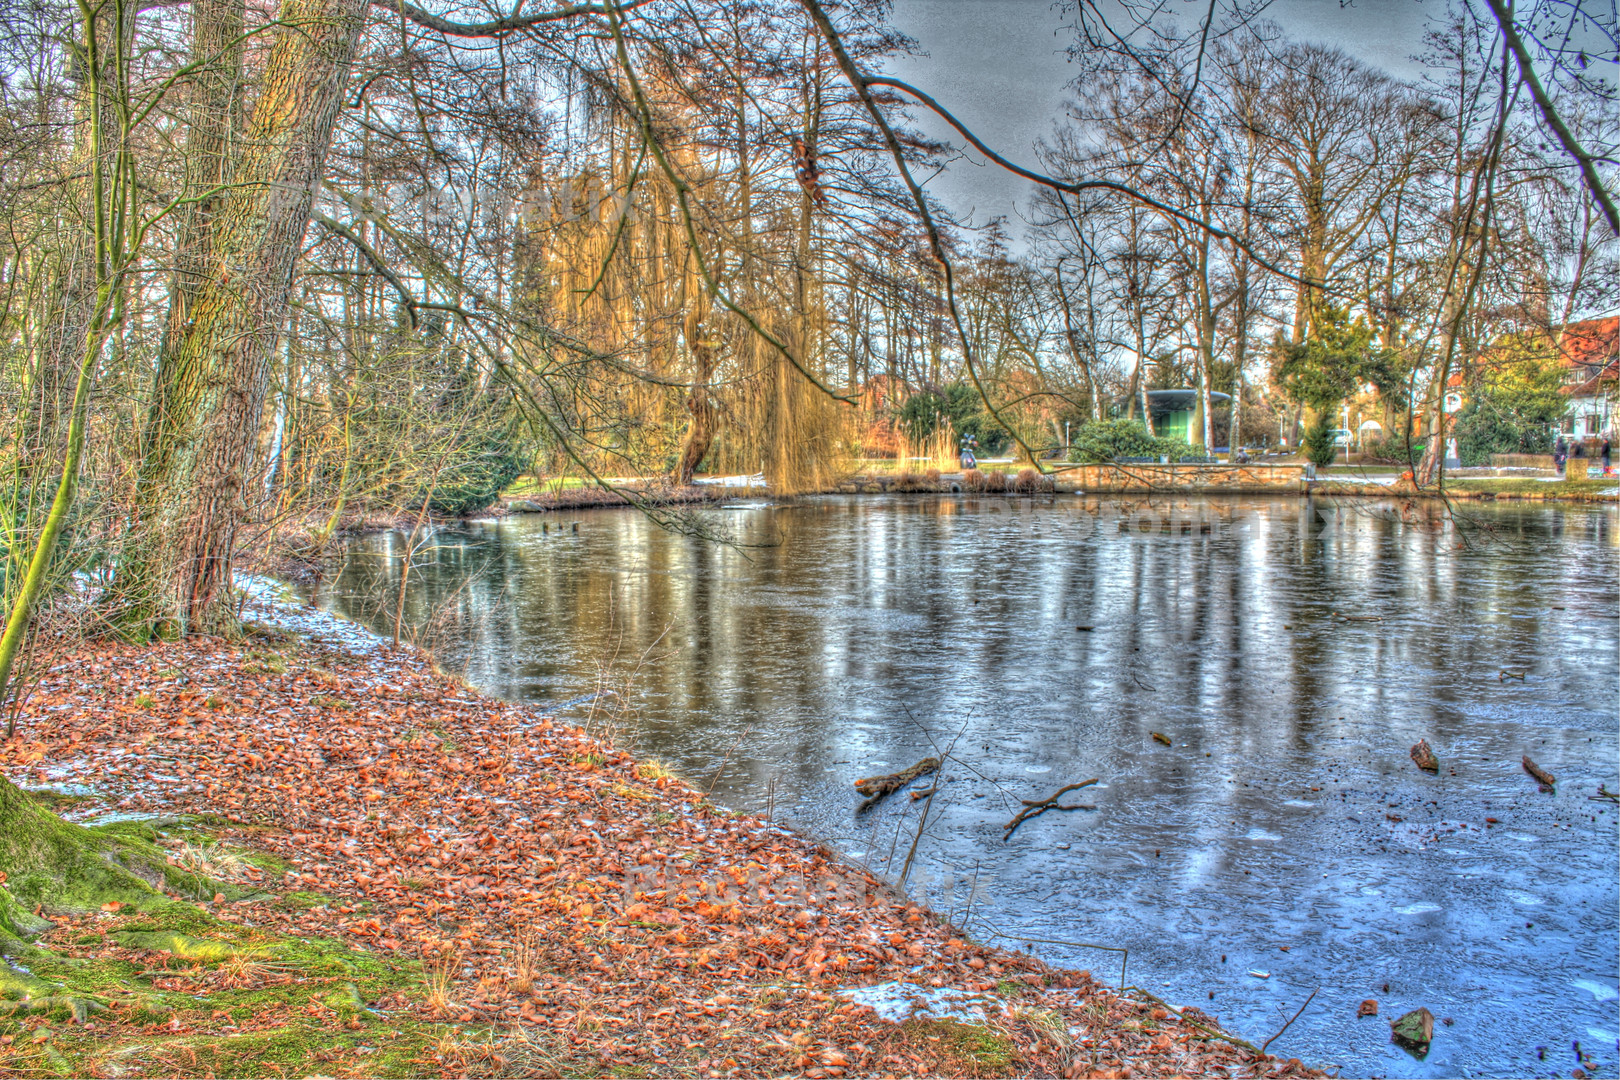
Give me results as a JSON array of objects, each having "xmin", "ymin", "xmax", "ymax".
[
  {"xmin": 1482, "ymin": 0, "xmax": 1619, "ymax": 237},
  {"xmin": 371, "ymin": 0, "xmax": 649, "ymax": 38}
]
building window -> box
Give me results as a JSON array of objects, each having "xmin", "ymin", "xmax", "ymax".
[
  {"xmin": 1587, "ymin": 414, "xmax": 1602, "ymax": 435},
  {"xmin": 1562, "ymin": 414, "xmax": 1576, "ymax": 434}
]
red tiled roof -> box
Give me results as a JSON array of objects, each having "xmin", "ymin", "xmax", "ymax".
[
  {"xmin": 1557, "ymin": 316, "xmax": 1618, "ymax": 396},
  {"xmin": 1559, "ymin": 316, "xmax": 1619, "ymax": 365}
]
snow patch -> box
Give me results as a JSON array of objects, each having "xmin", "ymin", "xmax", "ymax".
[
  {"xmin": 839, "ymin": 981, "xmax": 1003, "ymax": 1025},
  {"xmin": 1572, "ymin": 979, "xmax": 1618, "ymax": 1003},
  {"xmin": 1393, "ymin": 902, "xmax": 1442, "ymax": 915}
]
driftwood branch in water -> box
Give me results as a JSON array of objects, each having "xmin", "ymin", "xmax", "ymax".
[
  {"xmin": 1003, "ymin": 778, "xmax": 1099, "ymax": 840},
  {"xmin": 1522, "ymin": 755, "xmax": 1556, "ymax": 788},
  {"xmin": 854, "ymin": 756, "xmax": 939, "ymax": 812},
  {"xmin": 1334, "ymin": 611, "xmax": 1383, "ymax": 622}
]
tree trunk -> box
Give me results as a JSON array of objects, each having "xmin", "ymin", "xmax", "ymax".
[
  {"xmin": 2, "ymin": 1, "xmax": 132, "ymax": 702},
  {"xmin": 20, "ymin": 2, "xmax": 130, "ymax": 479},
  {"xmin": 117, "ymin": 0, "xmax": 368, "ymax": 637},
  {"xmin": 673, "ymin": 290, "xmax": 717, "ymax": 485},
  {"xmin": 153, "ymin": 0, "xmax": 245, "ymax": 383}
]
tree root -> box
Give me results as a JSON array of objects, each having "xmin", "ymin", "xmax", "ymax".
[
  {"xmin": 1003, "ymin": 779, "xmax": 1098, "ymax": 840},
  {"xmin": 0, "ymin": 779, "xmax": 242, "ymax": 947}
]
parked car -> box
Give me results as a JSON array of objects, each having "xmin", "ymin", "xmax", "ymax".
[{"xmin": 1329, "ymin": 428, "xmax": 1354, "ymax": 447}]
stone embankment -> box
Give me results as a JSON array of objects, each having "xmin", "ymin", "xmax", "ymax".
[{"xmin": 829, "ymin": 465, "xmax": 1616, "ymax": 502}]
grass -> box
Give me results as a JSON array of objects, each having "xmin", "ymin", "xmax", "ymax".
[
  {"xmin": 23, "ymin": 789, "xmax": 100, "ymax": 812},
  {"xmin": 0, "ymin": 888, "xmax": 441, "ymax": 1079},
  {"xmin": 1444, "ymin": 475, "xmax": 1616, "ymax": 497},
  {"xmin": 503, "ymin": 475, "xmax": 592, "ymax": 496},
  {"xmin": 994, "ymin": 978, "xmax": 1027, "ymax": 999},
  {"xmin": 509, "ymin": 934, "xmax": 540, "ymax": 995},
  {"xmin": 170, "ymin": 840, "xmax": 251, "ymax": 882},
  {"xmin": 896, "ymin": 1018, "xmax": 1019, "ymax": 1077},
  {"xmin": 633, "ymin": 759, "xmax": 675, "ymax": 782},
  {"xmin": 242, "ymin": 649, "xmax": 289, "ymax": 676},
  {"xmin": 1313, "ymin": 473, "xmax": 1616, "ymax": 498}
]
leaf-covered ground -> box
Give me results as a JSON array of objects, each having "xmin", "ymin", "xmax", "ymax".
[{"xmin": 1, "ymin": 616, "xmax": 1323, "ymax": 1078}]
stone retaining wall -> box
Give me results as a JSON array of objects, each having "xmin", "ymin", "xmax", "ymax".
[
  {"xmin": 1490, "ymin": 453, "xmax": 1555, "ymax": 469},
  {"xmin": 1057, "ymin": 462, "xmax": 1309, "ymax": 492}
]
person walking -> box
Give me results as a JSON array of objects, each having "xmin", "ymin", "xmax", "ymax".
[
  {"xmin": 1554, "ymin": 434, "xmax": 1568, "ymax": 475},
  {"xmin": 1603, "ymin": 437, "xmax": 1612, "ymax": 477}
]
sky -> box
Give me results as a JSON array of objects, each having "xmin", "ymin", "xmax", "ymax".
[{"xmin": 881, "ymin": 0, "xmax": 1441, "ymax": 233}]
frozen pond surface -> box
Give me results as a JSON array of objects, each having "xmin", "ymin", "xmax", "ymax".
[{"xmin": 306, "ymin": 494, "xmax": 1620, "ymax": 1078}]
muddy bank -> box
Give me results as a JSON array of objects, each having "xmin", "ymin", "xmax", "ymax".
[{"xmin": 0, "ymin": 588, "xmax": 1324, "ymax": 1078}]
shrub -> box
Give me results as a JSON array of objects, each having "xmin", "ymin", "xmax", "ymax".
[
  {"xmin": 1361, "ymin": 433, "xmax": 1425, "ymax": 465},
  {"xmin": 1014, "ymin": 467, "xmax": 1040, "ymax": 492},
  {"xmin": 421, "ymin": 429, "xmax": 530, "ymax": 516},
  {"xmin": 1067, "ymin": 419, "xmax": 1193, "ymax": 464},
  {"xmin": 1301, "ymin": 414, "xmax": 1339, "ymax": 468},
  {"xmin": 1452, "ymin": 344, "xmax": 1565, "ymax": 464},
  {"xmin": 895, "ymin": 383, "xmax": 1010, "ymax": 454},
  {"xmin": 924, "ymin": 467, "xmax": 941, "ymax": 483},
  {"xmin": 984, "ymin": 470, "xmax": 1008, "ymax": 492},
  {"xmin": 1454, "ymin": 394, "xmax": 1560, "ymax": 465},
  {"xmin": 962, "ymin": 468, "xmax": 986, "ymax": 492}
]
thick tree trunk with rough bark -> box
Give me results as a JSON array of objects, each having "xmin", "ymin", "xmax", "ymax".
[
  {"xmin": 118, "ymin": 0, "xmax": 368, "ymax": 637},
  {"xmin": 154, "ymin": 0, "xmax": 245, "ymax": 377}
]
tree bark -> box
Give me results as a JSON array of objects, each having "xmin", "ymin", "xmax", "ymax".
[
  {"xmin": 672, "ymin": 290, "xmax": 717, "ymax": 486},
  {"xmin": 154, "ymin": 0, "xmax": 245, "ymax": 381},
  {"xmin": 118, "ymin": 0, "xmax": 369, "ymax": 636}
]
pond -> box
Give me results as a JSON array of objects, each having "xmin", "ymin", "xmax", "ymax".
[{"xmin": 304, "ymin": 494, "xmax": 1620, "ymax": 1078}]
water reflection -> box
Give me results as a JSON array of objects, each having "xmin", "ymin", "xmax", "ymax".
[{"xmin": 308, "ymin": 495, "xmax": 1619, "ymax": 1078}]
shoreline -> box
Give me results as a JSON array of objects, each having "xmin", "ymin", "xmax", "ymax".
[
  {"xmin": 490, "ymin": 474, "xmax": 1619, "ymax": 515},
  {"xmin": 0, "ymin": 586, "xmax": 1325, "ymax": 1078}
]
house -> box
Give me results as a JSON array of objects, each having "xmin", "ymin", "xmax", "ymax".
[{"xmin": 1558, "ymin": 316, "xmax": 1618, "ymax": 439}]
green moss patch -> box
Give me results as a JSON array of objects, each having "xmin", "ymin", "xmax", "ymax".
[
  {"xmin": 894, "ymin": 1018, "xmax": 1019, "ymax": 1077},
  {"xmin": 0, "ymin": 900, "xmax": 441, "ymax": 1079},
  {"xmin": 112, "ymin": 930, "xmax": 248, "ymax": 962}
]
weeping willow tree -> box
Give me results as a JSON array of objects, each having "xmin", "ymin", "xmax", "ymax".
[{"xmin": 527, "ymin": 18, "xmax": 852, "ymax": 495}]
